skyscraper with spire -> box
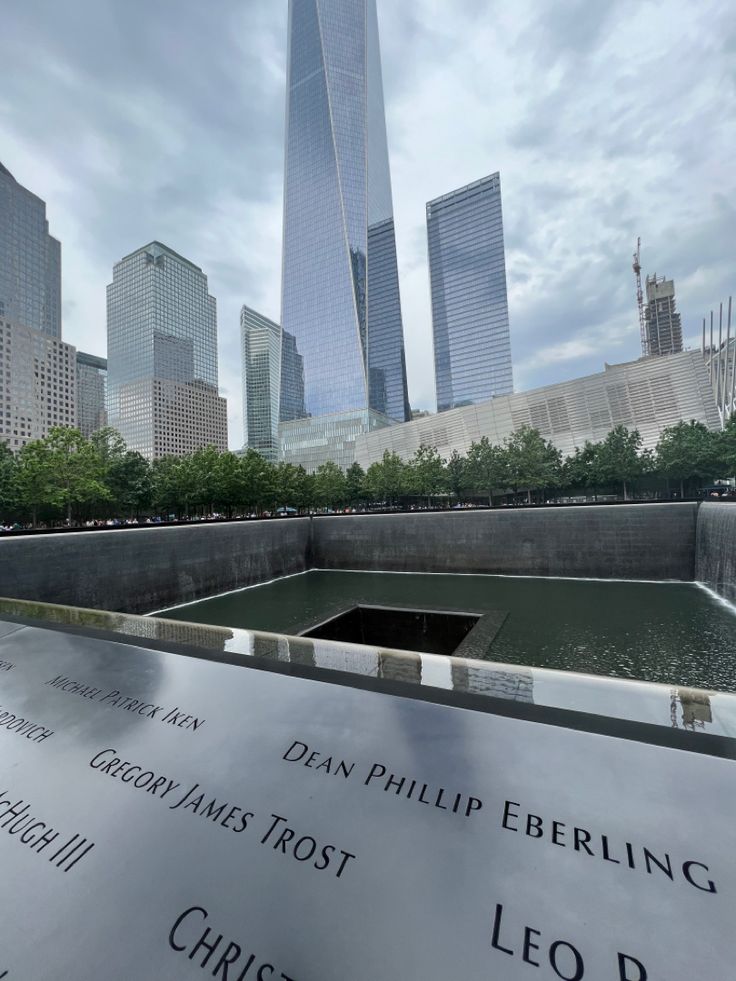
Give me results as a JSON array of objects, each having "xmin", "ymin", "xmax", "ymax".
[{"xmin": 279, "ymin": 0, "xmax": 410, "ymax": 469}]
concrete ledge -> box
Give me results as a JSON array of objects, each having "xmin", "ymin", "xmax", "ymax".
[{"xmin": 311, "ymin": 504, "xmax": 699, "ymax": 581}]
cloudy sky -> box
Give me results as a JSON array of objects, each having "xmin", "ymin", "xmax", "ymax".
[{"xmin": 1, "ymin": 0, "xmax": 734, "ymax": 447}]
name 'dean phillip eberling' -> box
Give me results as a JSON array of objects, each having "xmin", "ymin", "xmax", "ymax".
[
  {"xmin": 282, "ymin": 740, "xmax": 483, "ymax": 818},
  {"xmin": 45, "ymin": 675, "xmax": 204, "ymax": 731}
]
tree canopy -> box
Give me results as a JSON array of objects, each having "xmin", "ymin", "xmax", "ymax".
[{"xmin": 1, "ymin": 416, "xmax": 734, "ymax": 528}]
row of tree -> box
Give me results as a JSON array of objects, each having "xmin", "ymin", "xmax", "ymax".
[{"xmin": 1, "ymin": 419, "xmax": 734, "ymax": 527}]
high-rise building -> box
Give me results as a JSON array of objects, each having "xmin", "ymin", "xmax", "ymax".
[
  {"xmin": 241, "ymin": 306, "xmax": 281, "ymax": 462},
  {"xmin": 279, "ymin": 329, "xmax": 305, "ymax": 424},
  {"xmin": 427, "ymin": 173, "xmax": 514, "ymax": 413},
  {"xmin": 0, "ymin": 318, "xmax": 76, "ymax": 450},
  {"xmin": 279, "ymin": 0, "xmax": 410, "ymax": 470},
  {"xmin": 0, "ymin": 163, "xmax": 72, "ymax": 451},
  {"xmin": 76, "ymin": 352, "xmax": 107, "ymax": 437},
  {"xmin": 645, "ymin": 275, "xmax": 683, "ymax": 357},
  {"xmin": 0, "ymin": 162, "xmax": 61, "ymax": 338},
  {"xmin": 106, "ymin": 242, "xmax": 227, "ymax": 459}
]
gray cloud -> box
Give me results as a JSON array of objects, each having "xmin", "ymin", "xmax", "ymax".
[{"xmin": 1, "ymin": 0, "xmax": 733, "ymax": 446}]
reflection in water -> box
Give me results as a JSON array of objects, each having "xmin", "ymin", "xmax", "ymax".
[
  {"xmin": 672, "ymin": 689, "xmax": 713, "ymax": 730},
  {"xmin": 451, "ymin": 662, "xmax": 534, "ymax": 704}
]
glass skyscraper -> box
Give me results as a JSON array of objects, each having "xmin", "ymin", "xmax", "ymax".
[
  {"xmin": 427, "ymin": 173, "xmax": 513, "ymax": 413},
  {"xmin": 241, "ymin": 306, "xmax": 281, "ymax": 462},
  {"xmin": 280, "ymin": 0, "xmax": 410, "ymax": 470},
  {"xmin": 107, "ymin": 242, "xmax": 227, "ymax": 458},
  {"xmin": 0, "ymin": 161, "xmax": 61, "ymax": 338},
  {"xmin": 76, "ymin": 352, "xmax": 108, "ymax": 437},
  {"xmin": 279, "ymin": 329, "xmax": 306, "ymax": 424}
]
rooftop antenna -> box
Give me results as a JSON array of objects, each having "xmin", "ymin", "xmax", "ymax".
[{"xmin": 633, "ymin": 237, "xmax": 647, "ymax": 356}]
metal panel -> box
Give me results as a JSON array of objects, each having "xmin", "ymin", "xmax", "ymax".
[{"xmin": 0, "ymin": 622, "xmax": 733, "ymax": 979}]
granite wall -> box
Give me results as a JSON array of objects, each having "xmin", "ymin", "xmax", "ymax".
[
  {"xmin": 0, "ymin": 519, "xmax": 312, "ymax": 615},
  {"xmin": 312, "ymin": 504, "xmax": 699, "ymax": 581},
  {"xmin": 0, "ymin": 503, "xmax": 711, "ymax": 614}
]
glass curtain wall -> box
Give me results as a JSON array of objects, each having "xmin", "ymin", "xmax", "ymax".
[
  {"xmin": 427, "ymin": 173, "xmax": 514, "ymax": 412},
  {"xmin": 281, "ymin": 0, "xmax": 409, "ymax": 425}
]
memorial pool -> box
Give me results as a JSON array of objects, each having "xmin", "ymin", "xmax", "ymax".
[{"xmin": 157, "ymin": 571, "xmax": 736, "ymax": 693}]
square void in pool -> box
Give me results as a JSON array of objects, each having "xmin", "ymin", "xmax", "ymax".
[{"xmin": 299, "ymin": 604, "xmax": 507, "ymax": 658}]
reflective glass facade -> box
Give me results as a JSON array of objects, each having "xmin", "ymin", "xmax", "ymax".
[
  {"xmin": 281, "ymin": 0, "xmax": 410, "ymax": 431},
  {"xmin": 0, "ymin": 162, "xmax": 61, "ymax": 338},
  {"xmin": 76, "ymin": 351, "xmax": 107, "ymax": 437},
  {"xmin": 427, "ymin": 173, "xmax": 514, "ymax": 413},
  {"xmin": 241, "ymin": 306, "xmax": 281, "ymax": 462},
  {"xmin": 280, "ymin": 407, "xmax": 391, "ymax": 472},
  {"xmin": 107, "ymin": 242, "xmax": 226, "ymax": 458},
  {"xmin": 279, "ymin": 329, "xmax": 306, "ymax": 423}
]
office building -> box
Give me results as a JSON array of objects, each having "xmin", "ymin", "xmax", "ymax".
[
  {"xmin": 0, "ymin": 164, "xmax": 72, "ymax": 451},
  {"xmin": 241, "ymin": 306, "xmax": 281, "ymax": 462},
  {"xmin": 0, "ymin": 162, "xmax": 61, "ymax": 339},
  {"xmin": 106, "ymin": 242, "xmax": 227, "ymax": 459},
  {"xmin": 0, "ymin": 318, "xmax": 76, "ymax": 450},
  {"xmin": 76, "ymin": 352, "xmax": 107, "ymax": 437},
  {"xmin": 279, "ymin": 329, "xmax": 306, "ymax": 424},
  {"xmin": 645, "ymin": 275, "xmax": 683, "ymax": 357},
  {"xmin": 355, "ymin": 350, "xmax": 719, "ymax": 467},
  {"xmin": 279, "ymin": 0, "xmax": 410, "ymax": 469},
  {"xmin": 427, "ymin": 173, "xmax": 513, "ymax": 413}
]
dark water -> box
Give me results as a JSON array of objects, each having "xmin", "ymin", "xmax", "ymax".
[{"xmin": 157, "ymin": 571, "xmax": 736, "ymax": 692}]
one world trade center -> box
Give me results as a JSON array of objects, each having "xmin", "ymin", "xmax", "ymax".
[{"xmin": 280, "ymin": 0, "xmax": 411, "ymax": 468}]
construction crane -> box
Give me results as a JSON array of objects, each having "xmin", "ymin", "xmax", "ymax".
[{"xmin": 633, "ymin": 237, "xmax": 648, "ymax": 356}]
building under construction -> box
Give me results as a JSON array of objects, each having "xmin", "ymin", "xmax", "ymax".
[{"xmin": 644, "ymin": 275, "xmax": 683, "ymax": 357}]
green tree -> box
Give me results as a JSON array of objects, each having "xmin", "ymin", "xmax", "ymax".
[
  {"xmin": 407, "ymin": 444, "xmax": 445, "ymax": 505},
  {"xmin": 505, "ymin": 426, "xmax": 562, "ymax": 503},
  {"xmin": 189, "ymin": 446, "xmax": 223, "ymax": 514},
  {"xmin": 364, "ymin": 450, "xmax": 407, "ymax": 504},
  {"xmin": 152, "ymin": 456, "xmax": 196, "ymax": 518},
  {"xmin": 345, "ymin": 462, "xmax": 366, "ymax": 506},
  {"xmin": 89, "ymin": 427, "xmax": 127, "ymax": 466},
  {"xmin": 0, "ymin": 443, "xmax": 18, "ymax": 518},
  {"xmin": 717, "ymin": 415, "xmax": 736, "ymax": 478},
  {"xmin": 15, "ymin": 440, "xmax": 55, "ymax": 526},
  {"xmin": 274, "ymin": 462, "xmax": 314, "ymax": 511},
  {"xmin": 563, "ymin": 442, "xmax": 601, "ymax": 499},
  {"xmin": 466, "ymin": 437, "xmax": 507, "ymax": 505},
  {"xmin": 107, "ymin": 451, "xmax": 153, "ymax": 516},
  {"xmin": 240, "ymin": 450, "xmax": 276, "ymax": 512},
  {"xmin": 596, "ymin": 425, "xmax": 643, "ymax": 500},
  {"xmin": 44, "ymin": 427, "xmax": 110, "ymax": 524},
  {"xmin": 213, "ymin": 451, "xmax": 246, "ymax": 517},
  {"xmin": 655, "ymin": 420, "xmax": 718, "ymax": 498},
  {"xmin": 314, "ymin": 460, "xmax": 347, "ymax": 509},
  {"xmin": 446, "ymin": 449, "xmax": 470, "ymax": 500}
]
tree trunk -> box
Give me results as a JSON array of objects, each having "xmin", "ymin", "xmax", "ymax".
[
  {"xmin": 680, "ymin": 478, "xmax": 685, "ymax": 500},
  {"xmin": 622, "ymin": 480, "xmax": 628, "ymax": 501},
  {"xmin": 527, "ymin": 489, "xmax": 531, "ymax": 504},
  {"xmin": 488, "ymin": 490, "xmax": 493, "ymax": 507}
]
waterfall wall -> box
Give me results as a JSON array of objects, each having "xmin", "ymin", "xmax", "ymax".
[{"xmin": 696, "ymin": 502, "xmax": 736, "ymax": 604}]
